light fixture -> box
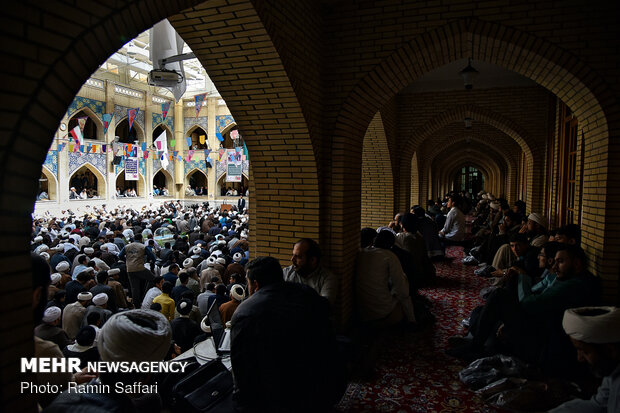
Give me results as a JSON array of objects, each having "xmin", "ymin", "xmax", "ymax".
[
  {"xmin": 459, "ymin": 58, "xmax": 479, "ymax": 90},
  {"xmin": 464, "ymin": 117, "xmax": 472, "ymax": 129}
]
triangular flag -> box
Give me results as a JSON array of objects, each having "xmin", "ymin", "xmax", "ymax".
[
  {"xmin": 69, "ymin": 143, "xmax": 74, "ymax": 152},
  {"xmin": 215, "ymin": 132, "xmax": 223, "ymax": 142},
  {"xmin": 156, "ymin": 141, "xmax": 162, "ymax": 150},
  {"xmin": 143, "ymin": 150, "xmax": 149, "ymax": 159},
  {"xmin": 70, "ymin": 125, "xmax": 84, "ymax": 146},
  {"xmin": 169, "ymin": 155, "xmax": 173, "ymax": 161},
  {"xmin": 80, "ymin": 145, "xmax": 85, "ymax": 152},
  {"xmin": 127, "ymin": 108, "xmax": 139, "ymax": 132},
  {"xmin": 102, "ymin": 113, "xmax": 113, "ymax": 135},
  {"xmin": 204, "ymin": 149, "xmax": 211, "ymax": 158},
  {"xmin": 92, "ymin": 144, "xmax": 98, "ymax": 153},
  {"xmin": 219, "ymin": 148, "xmax": 225, "ymax": 160},
  {"xmin": 77, "ymin": 116, "xmax": 88, "ymax": 133},
  {"xmin": 170, "ymin": 139, "xmax": 176, "ymax": 147},
  {"xmin": 194, "ymin": 93, "xmax": 207, "ymax": 118},
  {"xmin": 199, "ymin": 135, "xmax": 206, "ymax": 145},
  {"xmin": 141, "ymin": 142, "xmax": 146, "ymax": 152},
  {"xmin": 186, "ymin": 137, "xmax": 192, "ymax": 148},
  {"xmin": 162, "ymin": 102, "xmax": 171, "ymax": 121},
  {"xmin": 86, "ymin": 144, "xmax": 92, "ymax": 153},
  {"xmin": 102, "ymin": 144, "xmax": 106, "ymax": 153},
  {"xmin": 188, "ymin": 150, "xmax": 194, "ymax": 161}
]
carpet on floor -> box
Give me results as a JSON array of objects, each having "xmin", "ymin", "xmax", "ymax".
[{"xmin": 337, "ymin": 245, "xmax": 500, "ymax": 413}]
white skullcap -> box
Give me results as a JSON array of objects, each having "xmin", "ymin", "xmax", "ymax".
[
  {"xmin": 183, "ymin": 258, "xmax": 193, "ymax": 269},
  {"xmin": 34, "ymin": 236, "xmax": 43, "ymax": 243},
  {"xmin": 35, "ymin": 244, "xmax": 49, "ymax": 254},
  {"xmin": 194, "ymin": 226, "xmax": 200, "ymax": 231},
  {"xmin": 200, "ymin": 315, "xmax": 212, "ymax": 333},
  {"xmin": 50, "ymin": 273, "xmax": 62, "ymax": 285},
  {"xmin": 55, "ymin": 261, "xmax": 70, "ymax": 272},
  {"xmin": 122, "ymin": 229, "xmax": 134, "ymax": 239},
  {"xmin": 84, "ymin": 247, "xmax": 95, "ymax": 255},
  {"xmin": 216, "ymin": 257, "xmax": 226, "ymax": 266},
  {"xmin": 563, "ymin": 306, "xmax": 620, "ymax": 344},
  {"xmin": 207, "ymin": 257, "xmax": 216, "ymax": 267},
  {"xmin": 39, "ymin": 252, "xmax": 50, "ymax": 261},
  {"xmin": 528, "ymin": 213, "xmax": 548, "ymax": 229},
  {"xmin": 231, "ymin": 284, "xmax": 245, "ymax": 302},
  {"xmin": 192, "ymin": 246, "xmax": 202, "ymax": 255},
  {"xmin": 93, "ymin": 293, "xmax": 108, "ymax": 306},
  {"xmin": 77, "ymin": 292, "xmax": 93, "ymax": 301},
  {"xmin": 212, "ymin": 250, "xmax": 223, "ymax": 257},
  {"xmin": 42, "ymin": 306, "xmax": 62, "ymax": 323},
  {"xmin": 108, "ymin": 268, "xmax": 121, "ymax": 276},
  {"xmin": 233, "ymin": 252, "xmax": 243, "ymax": 263},
  {"xmin": 215, "ymin": 234, "xmax": 225, "ymax": 240},
  {"xmin": 97, "ymin": 309, "xmax": 172, "ymax": 362},
  {"xmin": 40, "ymin": 228, "xmax": 48, "ymax": 233}
]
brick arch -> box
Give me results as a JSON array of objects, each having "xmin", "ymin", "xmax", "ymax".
[
  {"xmin": 410, "ymin": 152, "xmax": 419, "ymax": 208},
  {"xmin": 169, "ymin": 1, "xmax": 320, "ymax": 263},
  {"xmin": 410, "ymin": 105, "xmax": 534, "ymax": 208},
  {"xmin": 445, "ymin": 162, "xmax": 493, "ymax": 196},
  {"xmin": 420, "ymin": 130, "xmax": 520, "ymax": 204},
  {"xmin": 115, "ymin": 116, "xmax": 146, "ymax": 143},
  {"xmin": 432, "ymin": 147, "xmax": 504, "ymax": 198},
  {"xmin": 69, "ymin": 162, "xmax": 107, "ymax": 199},
  {"xmin": 220, "ymin": 122, "xmax": 238, "ymax": 137},
  {"xmin": 361, "ymin": 112, "xmax": 394, "ymax": 228},
  {"xmin": 40, "ymin": 166, "xmax": 58, "ymax": 202}
]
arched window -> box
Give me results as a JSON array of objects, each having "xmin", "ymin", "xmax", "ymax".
[
  {"xmin": 187, "ymin": 126, "xmax": 209, "ymax": 150},
  {"xmin": 115, "ymin": 118, "xmax": 145, "ymax": 144},
  {"xmin": 115, "ymin": 171, "xmax": 145, "ymax": 197},
  {"xmin": 153, "ymin": 170, "xmax": 172, "ymax": 196},
  {"xmin": 68, "ymin": 109, "xmax": 101, "ymax": 141},
  {"xmin": 217, "ymin": 174, "xmax": 249, "ymax": 197},
  {"xmin": 187, "ymin": 170, "xmax": 208, "ymax": 196},
  {"xmin": 69, "ymin": 165, "xmax": 103, "ymax": 199},
  {"xmin": 38, "ymin": 169, "xmax": 57, "ymax": 201}
]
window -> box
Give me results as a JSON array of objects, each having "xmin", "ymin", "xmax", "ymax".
[{"xmin": 557, "ymin": 102, "xmax": 578, "ymax": 226}]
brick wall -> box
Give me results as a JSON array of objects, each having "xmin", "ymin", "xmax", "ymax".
[{"xmin": 361, "ymin": 112, "xmax": 394, "ymax": 228}]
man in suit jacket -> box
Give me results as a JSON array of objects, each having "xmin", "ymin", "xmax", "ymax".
[{"xmin": 237, "ymin": 195, "xmax": 246, "ymax": 212}]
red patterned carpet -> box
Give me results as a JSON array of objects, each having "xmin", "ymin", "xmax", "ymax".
[{"xmin": 337, "ymin": 246, "xmax": 500, "ymax": 413}]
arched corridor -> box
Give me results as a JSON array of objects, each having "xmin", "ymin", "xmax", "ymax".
[{"xmin": 3, "ymin": 1, "xmax": 620, "ymax": 411}]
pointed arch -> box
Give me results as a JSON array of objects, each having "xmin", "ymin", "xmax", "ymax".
[
  {"xmin": 153, "ymin": 168, "xmax": 173, "ymax": 197},
  {"xmin": 68, "ymin": 107, "xmax": 104, "ymax": 141},
  {"xmin": 216, "ymin": 172, "xmax": 249, "ymax": 197},
  {"xmin": 38, "ymin": 167, "xmax": 58, "ymax": 202},
  {"xmin": 115, "ymin": 117, "xmax": 145, "ymax": 144},
  {"xmin": 186, "ymin": 125, "xmax": 209, "ymax": 149},
  {"xmin": 115, "ymin": 170, "xmax": 145, "ymax": 197},
  {"xmin": 69, "ymin": 162, "xmax": 106, "ymax": 199},
  {"xmin": 185, "ymin": 168, "xmax": 209, "ymax": 197}
]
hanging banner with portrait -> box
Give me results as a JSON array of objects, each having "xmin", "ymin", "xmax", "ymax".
[{"xmin": 226, "ymin": 149, "xmax": 242, "ymax": 182}]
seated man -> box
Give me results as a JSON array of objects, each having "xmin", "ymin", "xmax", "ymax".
[
  {"xmin": 438, "ymin": 193, "xmax": 466, "ymax": 242},
  {"xmin": 231, "ymin": 256, "xmax": 345, "ymax": 412},
  {"xmin": 549, "ymin": 306, "xmax": 620, "ymax": 412},
  {"xmin": 449, "ymin": 244, "xmax": 600, "ymax": 370},
  {"xmin": 283, "ymin": 238, "xmax": 338, "ymax": 310}
]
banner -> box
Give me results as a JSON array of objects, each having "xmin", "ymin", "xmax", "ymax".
[
  {"xmin": 102, "ymin": 113, "xmax": 113, "ymax": 135},
  {"xmin": 161, "ymin": 102, "xmax": 171, "ymax": 121},
  {"xmin": 186, "ymin": 137, "xmax": 192, "ymax": 148},
  {"xmin": 127, "ymin": 108, "xmax": 139, "ymax": 133},
  {"xmin": 215, "ymin": 132, "xmax": 223, "ymax": 142},
  {"xmin": 154, "ymin": 129, "xmax": 169, "ymax": 169},
  {"xmin": 230, "ymin": 129, "xmax": 239, "ymax": 140},
  {"xmin": 199, "ymin": 135, "xmax": 206, "ymax": 145},
  {"xmin": 226, "ymin": 149, "xmax": 242, "ymax": 182},
  {"xmin": 125, "ymin": 157, "xmax": 139, "ymax": 181},
  {"xmin": 194, "ymin": 93, "xmax": 207, "ymax": 118}
]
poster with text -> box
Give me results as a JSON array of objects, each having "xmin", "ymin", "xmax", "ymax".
[{"xmin": 125, "ymin": 157, "xmax": 139, "ymax": 181}]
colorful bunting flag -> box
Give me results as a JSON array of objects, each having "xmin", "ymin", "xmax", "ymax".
[
  {"xmin": 102, "ymin": 144, "xmax": 107, "ymax": 153},
  {"xmin": 161, "ymin": 101, "xmax": 171, "ymax": 121},
  {"xmin": 170, "ymin": 139, "xmax": 176, "ymax": 147},
  {"xmin": 230, "ymin": 129, "xmax": 239, "ymax": 140},
  {"xmin": 194, "ymin": 93, "xmax": 207, "ymax": 118},
  {"xmin": 219, "ymin": 148, "xmax": 225, "ymax": 160},
  {"xmin": 77, "ymin": 117, "xmax": 88, "ymax": 133},
  {"xmin": 199, "ymin": 135, "xmax": 206, "ymax": 145},
  {"xmin": 69, "ymin": 143, "xmax": 74, "ymax": 152},
  {"xmin": 102, "ymin": 113, "xmax": 113, "ymax": 135},
  {"xmin": 204, "ymin": 149, "xmax": 211, "ymax": 158},
  {"xmin": 186, "ymin": 137, "xmax": 192, "ymax": 148},
  {"xmin": 188, "ymin": 150, "xmax": 194, "ymax": 161},
  {"xmin": 215, "ymin": 132, "xmax": 223, "ymax": 142},
  {"xmin": 127, "ymin": 108, "xmax": 139, "ymax": 132}
]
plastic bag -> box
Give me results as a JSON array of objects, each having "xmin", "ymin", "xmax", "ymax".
[{"xmin": 458, "ymin": 354, "xmax": 538, "ymax": 390}]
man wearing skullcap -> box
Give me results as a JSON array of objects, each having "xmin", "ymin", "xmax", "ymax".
[
  {"xmin": 82, "ymin": 292, "xmax": 112, "ymax": 327},
  {"xmin": 549, "ymin": 307, "xmax": 620, "ymax": 412},
  {"xmin": 170, "ymin": 298, "xmax": 202, "ymax": 352},
  {"xmin": 106, "ymin": 268, "xmax": 128, "ymax": 309},
  {"xmin": 46, "ymin": 309, "xmax": 171, "ymax": 411},
  {"xmin": 47, "ymin": 273, "xmax": 62, "ymax": 300},
  {"xmin": 35, "ymin": 306, "xmax": 72, "ymax": 349},
  {"xmin": 62, "ymin": 291, "xmax": 92, "ymax": 340}
]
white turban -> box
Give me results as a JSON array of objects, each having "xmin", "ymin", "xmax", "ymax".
[
  {"xmin": 231, "ymin": 284, "xmax": 245, "ymax": 302},
  {"xmin": 192, "ymin": 246, "xmax": 202, "ymax": 255},
  {"xmin": 97, "ymin": 309, "xmax": 171, "ymax": 362},
  {"xmin": 55, "ymin": 261, "xmax": 70, "ymax": 273},
  {"xmin": 93, "ymin": 293, "xmax": 108, "ymax": 306},
  {"xmin": 42, "ymin": 306, "xmax": 62, "ymax": 323},
  {"xmin": 93, "ymin": 258, "xmax": 110, "ymax": 272},
  {"xmin": 39, "ymin": 252, "xmax": 50, "ymax": 261},
  {"xmin": 563, "ymin": 307, "xmax": 620, "ymax": 344},
  {"xmin": 207, "ymin": 257, "xmax": 216, "ymax": 267},
  {"xmin": 77, "ymin": 292, "xmax": 93, "ymax": 301},
  {"xmin": 216, "ymin": 257, "xmax": 226, "ymax": 266},
  {"xmin": 108, "ymin": 268, "xmax": 121, "ymax": 276},
  {"xmin": 233, "ymin": 252, "xmax": 243, "ymax": 263},
  {"xmin": 122, "ymin": 229, "xmax": 134, "ymax": 239},
  {"xmin": 84, "ymin": 247, "xmax": 95, "ymax": 255},
  {"xmin": 50, "ymin": 273, "xmax": 62, "ymax": 285},
  {"xmin": 183, "ymin": 258, "xmax": 193, "ymax": 269},
  {"xmin": 528, "ymin": 213, "xmax": 548, "ymax": 229}
]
